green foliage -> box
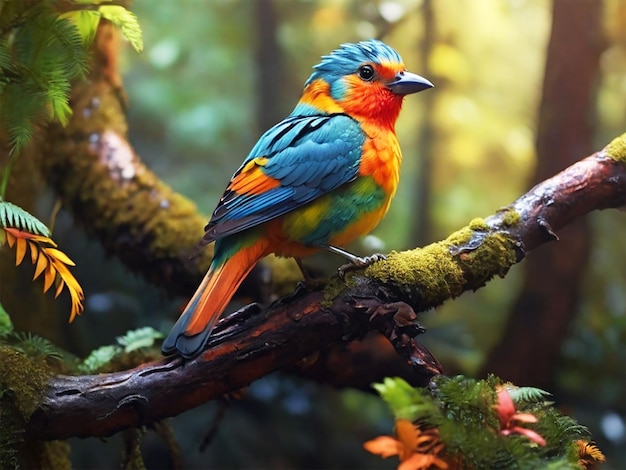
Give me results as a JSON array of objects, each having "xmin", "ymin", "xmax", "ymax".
[
  {"xmin": 98, "ymin": 5, "xmax": 143, "ymax": 53},
  {"xmin": 0, "ymin": 343, "xmax": 63, "ymax": 469},
  {"xmin": 0, "ymin": 198, "xmax": 50, "ymax": 236},
  {"xmin": 116, "ymin": 326, "xmax": 163, "ymax": 353},
  {"xmin": 78, "ymin": 345, "xmax": 119, "ymax": 374},
  {"xmin": 0, "ymin": 1, "xmax": 88, "ymax": 155},
  {"xmin": 372, "ymin": 376, "xmax": 599, "ymax": 468},
  {"xmin": 0, "ymin": 0, "xmax": 142, "ymax": 160},
  {"xmin": 508, "ymin": 386, "xmax": 552, "ymax": 405},
  {"xmin": 373, "ymin": 376, "xmax": 439, "ymax": 421},
  {"xmin": 0, "ymin": 302, "xmax": 13, "ymax": 337},
  {"xmin": 8, "ymin": 332, "xmax": 64, "ymax": 362},
  {"xmin": 78, "ymin": 327, "xmax": 163, "ymax": 373}
]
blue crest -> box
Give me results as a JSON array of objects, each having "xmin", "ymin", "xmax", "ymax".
[{"xmin": 305, "ymin": 39, "xmax": 403, "ymax": 88}]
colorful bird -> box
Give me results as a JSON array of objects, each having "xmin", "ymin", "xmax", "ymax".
[{"xmin": 162, "ymin": 39, "xmax": 433, "ymax": 358}]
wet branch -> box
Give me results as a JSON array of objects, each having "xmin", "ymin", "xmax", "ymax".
[{"xmin": 24, "ymin": 136, "xmax": 625, "ymax": 440}]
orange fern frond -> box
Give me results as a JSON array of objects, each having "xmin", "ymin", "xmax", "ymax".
[
  {"xmin": 575, "ymin": 440, "xmax": 606, "ymax": 468},
  {"xmin": 4, "ymin": 227, "xmax": 84, "ymax": 322}
]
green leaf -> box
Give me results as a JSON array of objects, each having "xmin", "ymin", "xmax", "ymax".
[
  {"xmin": 0, "ymin": 199, "xmax": 51, "ymax": 236},
  {"xmin": 59, "ymin": 10, "xmax": 101, "ymax": 47},
  {"xmin": 0, "ymin": 38, "xmax": 12, "ymax": 71},
  {"xmin": 78, "ymin": 345, "xmax": 121, "ymax": 373},
  {"xmin": 0, "ymin": 6, "xmax": 90, "ymax": 154},
  {"xmin": 116, "ymin": 327, "xmax": 164, "ymax": 353},
  {"xmin": 44, "ymin": 76, "xmax": 73, "ymax": 125},
  {"xmin": 98, "ymin": 5, "xmax": 143, "ymax": 52},
  {"xmin": 0, "ymin": 80, "xmax": 42, "ymax": 155},
  {"xmin": 10, "ymin": 332, "xmax": 64, "ymax": 361},
  {"xmin": 508, "ymin": 386, "xmax": 551, "ymax": 404},
  {"xmin": 372, "ymin": 377, "xmax": 438, "ymax": 421},
  {"xmin": 0, "ymin": 301, "xmax": 13, "ymax": 337}
]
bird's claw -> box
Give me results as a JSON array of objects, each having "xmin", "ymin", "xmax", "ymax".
[{"xmin": 338, "ymin": 253, "xmax": 387, "ymax": 279}]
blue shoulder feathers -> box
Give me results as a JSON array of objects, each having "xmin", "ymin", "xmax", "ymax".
[{"xmin": 202, "ymin": 113, "xmax": 365, "ymax": 243}]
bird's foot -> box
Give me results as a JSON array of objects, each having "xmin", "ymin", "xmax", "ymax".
[
  {"xmin": 338, "ymin": 253, "xmax": 387, "ymax": 279},
  {"xmin": 294, "ymin": 257, "xmax": 328, "ymax": 291}
]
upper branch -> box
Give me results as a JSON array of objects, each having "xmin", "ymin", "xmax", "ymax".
[{"xmin": 24, "ymin": 135, "xmax": 625, "ymax": 440}]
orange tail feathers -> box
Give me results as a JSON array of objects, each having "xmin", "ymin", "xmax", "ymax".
[{"xmin": 162, "ymin": 238, "xmax": 269, "ymax": 358}]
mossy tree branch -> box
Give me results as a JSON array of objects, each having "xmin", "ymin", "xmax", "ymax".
[
  {"xmin": 23, "ymin": 135, "xmax": 626, "ymax": 440},
  {"xmin": 35, "ymin": 22, "xmax": 213, "ymax": 296}
]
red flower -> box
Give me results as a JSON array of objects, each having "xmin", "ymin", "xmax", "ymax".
[{"xmin": 495, "ymin": 388, "xmax": 546, "ymax": 446}]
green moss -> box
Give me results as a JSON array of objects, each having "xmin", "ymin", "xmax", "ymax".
[
  {"xmin": 0, "ymin": 345, "xmax": 51, "ymax": 418},
  {"xmin": 321, "ymin": 276, "xmax": 353, "ymax": 306},
  {"xmin": 0, "ymin": 344, "xmax": 67, "ymax": 469},
  {"xmin": 604, "ymin": 133, "xmax": 626, "ymax": 163},
  {"xmin": 364, "ymin": 243, "xmax": 466, "ymax": 306},
  {"xmin": 27, "ymin": 440, "xmax": 71, "ymax": 470},
  {"xmin": 122, "ymin": 429, "xmax": 147, "ymax": 470},
  {"xmin": 468, "ymin": 217, "xmax": 489, "ymax": 231},
  {"xmin": 500, "ymin": 208, "xmax": 521, "ymax": 227},
  {"xmin": 364, "ymin": 223, "xmax": 519, "ymax": 306},
  {"xmin": 454, "ymin": 232, "xmax": 519, "ymax": 282}
]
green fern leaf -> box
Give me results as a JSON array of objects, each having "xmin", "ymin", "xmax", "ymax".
[
  {"xmin": 10, "ymin": 332, "xmax": 64, "ymax": 361},
  {"xmin": 59, "ymin": 10, "xmax": 101, "ymax": 47},
  {"xmin": 508, "ymin": 386, "xmax": 551, "ymax": 404},
  {"xmin": 39, "ymin": 14, "xmax": 90, "ymax": 79},
  {"xmin": 373, "ymin": 377, "xmax": 439, "ymax": 421},
  {"xmin": 98, "ymin": 5, "xmax": 143, "ymax": 52},
  {"xmin": 42, "ymin": 74, "xmax": 73, "ymax": 125},
  {"xmin": 0, "ymin": 39, "xmax": 11, "ymax": 72},
  {"xmin": 0, "ymin": 200, "xmax": 50, "ymax": 236},
  {"xmin": 78, "ymin": 345, "xmax": 121, "ymax": 374},
  {"xmin": 116, "ymin": 327, "xmax": 164, "ymax": 353},
  {"xmin": 0, "ymin": 80, "xmax": 43, "ymax": 155}
]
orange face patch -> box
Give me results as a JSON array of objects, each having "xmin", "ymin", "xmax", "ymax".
[{"xmin": 337, "ymin": 61, "xmax": 406, "ymax": 128}]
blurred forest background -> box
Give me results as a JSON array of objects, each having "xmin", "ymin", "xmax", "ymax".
[{"xmin": 1, "ymin": 0, "xmax": 625, "ymax": 468}]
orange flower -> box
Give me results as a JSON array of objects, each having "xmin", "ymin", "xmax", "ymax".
[
  {"xmin": 575, "ymin": 440, "xmax": 605, "ymax": 468},
  {"xmin": 495, "ymin": 388, "xmax": 546, "ymax": 446},
  {"xmin": 364, "ymin": 419, "xmax": 448, "ymax": 470},
  {"xmin": 4, "ymin": 227, "xmax": 84, "ymax": 321}
]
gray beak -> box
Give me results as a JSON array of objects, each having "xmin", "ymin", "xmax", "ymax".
[{"xmin": 387, "ymin": 71, "xmax": 434, "ymax": 95}]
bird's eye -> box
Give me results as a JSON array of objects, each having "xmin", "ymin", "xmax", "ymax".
[{"xmin": 357, "ymin": 64, "xmax": 375, "ymax": 82}]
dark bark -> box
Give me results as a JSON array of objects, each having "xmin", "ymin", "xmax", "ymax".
[
  {"xmin": 24, "ymin": 139, "xmax": 626, "ymax": 440},
  {"xmin": 481, "ymin": 0, "xmax": 605, "ymax": 387}
]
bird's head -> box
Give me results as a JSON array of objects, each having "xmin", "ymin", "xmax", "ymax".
[{"xmin": 294, "ymin": 39, "xmax": 433, "ymax": 128}]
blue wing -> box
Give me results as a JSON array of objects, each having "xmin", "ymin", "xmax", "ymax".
[{"xmin": 200, "ymin": 113, "xmax": 365, "ymax": 244}]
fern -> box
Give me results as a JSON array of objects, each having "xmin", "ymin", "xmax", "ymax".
[
  {"xmin": 116, "ymin": 327, "xmax": 164, "ymax": 353},
  {"xmin": 98, "ymin": 5, "xmax": 143, "ymax": 52},
  {"xmin": 78, "ymin": 327, "xmax": 163, "ymax": 373},
  {"xmin": 369, "ymin": 376, "xmax": 605, "ymax": 469},
  {"xmin": 0, "ymin": 199, "xmax": 51, "ymax": 236},
  {"xmin": 78, "ymin": 345, "xmax": 120, "ymax": 374},
  {"xmin": 3, "ymin": 227, "xmax": 85, "ymax": 322},
  {"xmin": 507, "ymin": 385, "xmax": 552, "ymax": 405},
  {"xmin": 0, "ymin": 0, "xmax": 143, "ymax": 157},
  {"xmin": 9, "ymin": 332, "xmax": 64, "ymax": 362}
]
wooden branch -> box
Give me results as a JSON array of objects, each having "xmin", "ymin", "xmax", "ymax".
[{"xmin": 24, "ymin": 135, "xmax": 625, "ymax": 440}]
